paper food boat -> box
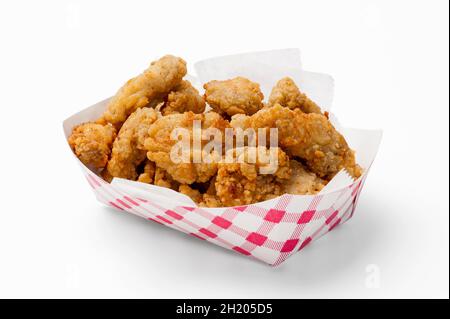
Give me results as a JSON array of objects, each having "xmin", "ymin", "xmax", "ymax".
[{"xmin": 63, "ymin": 49, "xmax": 382, "ymax": 266}]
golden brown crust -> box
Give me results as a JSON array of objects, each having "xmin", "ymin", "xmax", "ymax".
[
  {"xmin": 162, "ymin": 80, "xmax": 206, "ymax": 115},
  {"xmin": 229, "ymin": 114, "xmax": 249, "ymax": 130},
  {"xmin": 69, "ymin": 55, "xmax": 362, "ymax": 207},
  {"xmin": 268, "ymin": 77, "xmax": 322, "ymax": 114},
  {"xmin": 102, "ymin": 55, "xmax": 186, "ymax": 128},
  {"xmin": 203, "ymin": 77, "xmax": 264, "ymax": 116},
  {"xmin": 154, "ymin": 167, "xmax": 179, "ymax": 190},
  {"xmin": 68, "ymin": 122, "xmax": 117, "ymax": 171},
  {"xmin": 175, "ymin": 177, "xmax": 224, "ymax": 207},
  {"xmin": 243, "ymin": 104, "xmax": 361, "ymax": 178},
  {"xmin": 199, "ymin": 193, "xmax": 223, "ymax": 207},
  {"xmin": 178, "ymin": 184, "xmax": 203, "ymax": 203},
  {"xmin": 107, "ymin": 107, "xmax": 158, "ymax": 180},
  {"xmin": 144, "ymin": 111, "xmax": 230, "ymax": 184},
  {"xmin": 215, "ymin": 147, "xmax": 291, "ymax": 207},
  {"xmin": 137, "ymin": 160, "xmax": 156, "ymax": 184}
]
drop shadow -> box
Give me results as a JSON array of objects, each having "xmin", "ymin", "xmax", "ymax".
[{"xmin": 95, "ymin": 194, "xmax": 385, "ymax": 295}]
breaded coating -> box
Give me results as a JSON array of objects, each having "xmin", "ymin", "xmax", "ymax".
[
  {"xmin": 154, "ymin": 167, "xmax": 179, "ymax": 190},
  {"xmin": 182, "ymin": 177, "xmax": 224, "ymax": 207},
  {"xmin": 68, "ymin": 54, "xmax": 364, "ymax": 207},
  {"xmin": 179, "ymin": 184, "xmax": 203, "ymax": 203},
  {"xmin": 199, "ymin": 178, "xmax": 223, "ymax": 207},
  {"xmin": 283, "ymin": 160, "xmax": 326, "ymax": 195},
  {"xmin": 137, "ymin": 160, "xmax": 155, "ymax": 184},
  {"xmin": 199, "ymin": 194, "xmax": 222, "ymax": 207},
  {"xmin": 107, "ymin": 108, "xmax": 158, "ymax": 180},
  {"xmin": 215, "ymin": 147, "xmax": 291, "ymax": 207},
  {"xmin": 68, "ymin": 122, "xmax": 116, "ymax": 171},
  {"xmin": 176, "ymin": 177, "xmax": 224, "ymax": 207},
  {"xmin": 229, "ymin": 114, "xmax": 249, "ymax": 130},
  {"xmin": 203, "ymin": 77, "xmax": 264, "ymax": 116},
  {"xmin": 237, "ymin": 104, "xmax": 361, "ymax": 179},
  {"xmin": 144, "ymin": 111, "xmax": 230, "ymax": 184},
  {"xmin": 102, "ymin": 55, "xmax": 186, "ymax": 127},
  {"xmin": 268, "ymin": 77, "xmax": 322, "ymax": 114},
  {"xmin": 162, "ymin": 80, "xmax": 206, "ymax": 115}
]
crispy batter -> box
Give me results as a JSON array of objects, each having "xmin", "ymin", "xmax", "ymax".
[
  {"xmin": 68, "ymin": 122, "xmax": 116, "ymax": 171},
  {"xmin": 184, "ymin": 177, "xmax": 224, "ymax": 207},
  {"xmin": 107, "ymin": 108, "xmax": 158, "ymax": 180},
  {"xmin": 101, "ymin": 55, "xmax": 186, "ymax": 127},
  {"xmin": 199, "ymin": 194, "xmax": 222, "ymax": 207},
  {"xmin": 178, "ymin": 184, "xmax": 203, "ymax": 203},
  {"xmin": 229, "ymin": 114, "xmax": 249, "ymax": 130},
  {"xmin": 162, "ymin": 80, "xmax": 206, "ymax": 115},
  {"xmin": 283, "ymin": 160, "xmax": 326, "ymax": 195},
  {"xmin": 268, "ymin": 77, "xmax": 322, "ymax": 114},
  {"xmin": 70, "ymin": 55, "xmax": 363, "ymax": 206},
  {"xmin": 137, "ymin": 160, "xmax": 156, "ymax": 184},
  {"xmin": 144, "ymin": 111, "xmax": 230, "ymax": 184},
  {"xmin": 199, "ymin": 177, "xmax": 223, "ymax": 207},
  {"xmin": 215, "ymin": 147, "xmax": 291, "ymax": 207},
  {"xmin": 176, "ymin": 177, "xmax": 224, "ymax": 207},
  {"xmin": 196, "ymin": 160, "xmax": 327, "ymax": 207},
  {"xmin": 235, "ymin": 104, "xmax": 361, "ymax": 178},
  {"xmin": 154, "ymin": 167, "xmax": 179, "ymax": 190},
  {"xmin": 204, "ymin": 77, "xmax": 264, "ymax": 116}
]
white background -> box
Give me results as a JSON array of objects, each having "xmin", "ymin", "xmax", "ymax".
[{"xmin": 0, "ymin": 0, "xmax": 448, "ymax": 299}]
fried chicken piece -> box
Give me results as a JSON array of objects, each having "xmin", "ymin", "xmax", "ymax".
[
  {"xmin": 268, "ymin": 77, "xmax": 322, "ymax": 114},
  {"xmin": 106, "ymin": 108, "xmax": 158, "ymax": 180},
  {"xmin": 283, "ymin": 160, "xmax": 327, "ymax": 195},
  {"xmin": 215, "ymin": 147, "xmax": 291, "ymax": 207},
  {"xmin": 199, "ymin": 194, "xmax": 223, "ymax": 207},
  {"xmin": 101, "ymin": 55, "xmax": 186, "ymax": 128},
  {"xmin": 144, "ymin": 111, "xmax": 230, "ymax": 184},
  {"xmin": 178, "ymin": 184, "xmax": 203, "ymax": 203},
  {"xmin": 233, "ymin": 104, "xmax": 362, "ymax": 179},
  {"xmin": 154, "ymin": 167, "xmax": 179, "ymax": 190},
  {"xmin": 199, "ymin": 178, "xmax": 223, "ymax": 207},
  {"xmin": 137, "ymin": 160, "xmax": 156, "ymax": 184},
  {"xmin": 229, "ymin": 114, "xmax": 249, "ymax": 130},
  {"xmin": 68, "ymin": 122, "xmax": 116, "ymax": 171},
  {"xmin": 162, "ymin": 80, "xmax": 206, "ymax": 115},
  {"xmin": 179, "ymin": 176, "xmax": 224, "ymax": 207},
  {"xmin": 176, "ymin": 177, "xmax": 224, "ymax": 207},
  {"xmin": 203, "ymin": 77, "xmax": 264, "ymax": 116}
]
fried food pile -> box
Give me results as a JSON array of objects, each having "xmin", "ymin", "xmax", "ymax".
[{"xmin": 68, "ymin": 55, "xmax": 362, "ymax": 207}]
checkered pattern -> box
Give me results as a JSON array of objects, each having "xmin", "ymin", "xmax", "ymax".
[{"xmin": 82, "ymin": 163, "xmax": 369, "ymax": 266}]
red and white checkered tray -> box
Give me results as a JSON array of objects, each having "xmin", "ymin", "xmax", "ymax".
[{"xmin": 63, "ymin": 50, "xmax": 382, "ymax": 266}]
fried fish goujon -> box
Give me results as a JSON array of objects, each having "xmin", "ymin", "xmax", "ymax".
[
  {"xmin": 231, "ymin": 104, "xmax": 362, "ymax": 179},
  {"xmin": 102, "ymin": 55, "xmax": 186, "ymax": 128}
]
